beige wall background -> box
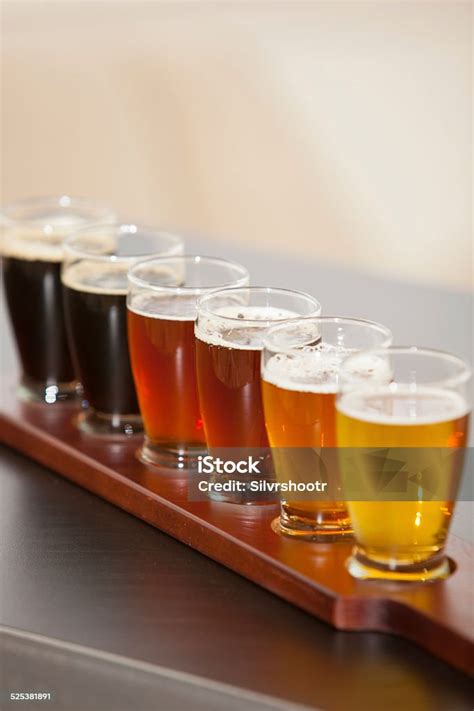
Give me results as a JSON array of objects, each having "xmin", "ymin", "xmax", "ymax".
[{"xmin": 1, "ymin": 1, "xmax": 472, "ymax": 290}]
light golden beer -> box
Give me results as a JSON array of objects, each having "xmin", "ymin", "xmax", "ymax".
[
  {"xmin": 336, "ymin": 348, "xmax": 471, "ymax": 582},
  {"xmin": 262, "ymin": 318, "xmax": 392, "ymax": 540}
]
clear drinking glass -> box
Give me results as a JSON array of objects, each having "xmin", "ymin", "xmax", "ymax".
[
  {"xmin": 336, "ymin": 347, "xmax": 471, "ymax": 582},
  {"xmin": 62, "ymin": 223, "xmax": 184, "ymax": 436},
  {"xmin": 1, "ymin": 195, "xmax": 115, "ymax": 403},
  {"xmin": 194, "ymin": 287, "xmax": 321, "ymax": 503},
  {"xmin": 127, "ymin": 255, "xmax": 249, "ymax": 469},
  {"xmin": 261, "ymin": 317, "xmax": 392, "ymax": 540}
]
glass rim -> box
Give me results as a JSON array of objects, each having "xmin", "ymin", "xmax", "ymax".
[
  {"xmin": 196, "ymin": 286, "xmax": 322, "ymax": 323},
  {"xmin": 1, "ymin": 195, "xmax": 116, "ymax": 227},
  {"xmin": 340, "ymin": 345, "xmax": 472, "ymax": 388},
  {"xmin": 127, "ymin": 254, "xmax": 250, "ymax": 293},
  {"xmin": 63, "ymin": 223, "xmax": 185, "ymax": 263},
  {"xmin": 262, "ymin": 315, "xmax": 393, "ymax": 354}
]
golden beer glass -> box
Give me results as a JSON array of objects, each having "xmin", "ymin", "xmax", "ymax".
[
  {"xmin": 336, "ymin": 347, "xmax": 471, "ymax": 582},
  {"xmin": 261, "ymin": 317, "xmax": 392, "ymax": 540}
]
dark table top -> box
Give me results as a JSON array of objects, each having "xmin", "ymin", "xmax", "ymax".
[{"xmin": 1, "ymin": 445, "xmax": 473, "ymax": 711}]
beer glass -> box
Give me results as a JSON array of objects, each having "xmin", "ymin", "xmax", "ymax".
[
  {"xmin": 337, "ymin": 347, "xmax": 471, "ymax": 582},
  {"xmin": 127, "ymin": 255, "xmax": 249, "ymax": 468},
  {"xmin": 195, "ymin": 287, "xmax": 321, "ymax": 448},
  {"xmin": 62, "ymin": 224, "xmax": 184, "ymax": 436},
  {"xmin": 261, "ymin": 317, "xmax": 392, "ymax": 540},
  {"xmin": 1, "ymin": 195, "xmax": 115, "ymax": 403}
]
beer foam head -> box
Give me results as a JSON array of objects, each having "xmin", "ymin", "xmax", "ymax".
[
  {"xmin": 1, "ymin": 213, "xmax": 92, "ymax": 262},
  {"xmin": 195, "ymin": 305, "xmax": 301, "ymax": 350},
  {"xmin": 263, "ymin": 344, "xmax": 391, "ymax": 393},
  {"xmin": 127, "ymin": 290, "xmax": 198, "ymax": 321},
  {"xmin": 337, "ymin": 386, "xmax": 470, "ymax": 425},
  {"xmin": 62, "ymin": 261, "xmax": 129, "ymax": 295}
]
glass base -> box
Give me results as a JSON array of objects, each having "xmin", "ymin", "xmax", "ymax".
[
  {"xmin": 272, "ymin": 515, "xmax": 353, "ymax": 542},
  {"xmin": 18, "ymin": 377, "xmax": 82, "ymax": 404},
  {"xmin": 75, "ymin": 409, "xmax": 143, "ymax": 438},
  {"xmin": 138, "ymin": 438, "xmax": 207, "ymax": 471},
  {"xmin": 346, "ymin": 547, "xmax": 452, "ymax": 582},
  {"xmin": 275, "ymin": 503, "xmax": 353, "ymax": 542}
]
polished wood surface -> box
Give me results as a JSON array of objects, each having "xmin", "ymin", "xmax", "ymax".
[
  {"xmin": 1, "ymin": 383, "xmax": 472, "ymax": 677},
  {"xmin": 5, "ymin": 445, "xmax": 474, "ymax": 710}
]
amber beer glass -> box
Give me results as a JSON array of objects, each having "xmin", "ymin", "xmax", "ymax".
[
  {"xmin": 337, "ymin": 347, "xmax": 471, "ymax": 582},
  {"xmin": 2, "ymin": 195, "xmax": 115, "ymax": 403},
  {"xmin": 195, "ymin": 287, "xmax": 321, "ymax": 448},
  {"xmin": 262, "ymin": 317, "xmax": 392, "ymax": 540},
  {"xmin": 62, "ymin": 224, "xmax": 184, "ymax": 436},
  {"xmin": 127, "ymin": 255, "xmax": 249, "ymax": 468}
]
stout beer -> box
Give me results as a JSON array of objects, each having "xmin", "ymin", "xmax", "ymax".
[
  {"xmin": 1, "ymin": 196, "xmax": 115, "ymax": 402},
  {"xmin": 4, "ymin": 253, "xmax": 75, "ymax": 392},
  {"xmin": 62, "ymin": 224, "xmax": 184, "ymax": 435},
  {"xmin": 63, "ymin": 262, "xmax": 139, "ymax": 419}
]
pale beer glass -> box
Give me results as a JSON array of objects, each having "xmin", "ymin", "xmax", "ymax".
[{"xmin": 336, "ymin": 347, "xmax": 471, "ymax": 582}]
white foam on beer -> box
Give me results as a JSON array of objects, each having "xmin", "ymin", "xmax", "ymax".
[
  {"xmin": 128, "ymin": 291, "xmax": 197, "ymax": 321},
  {"xmin": 263, "ymin": 344, "xmax": 390, "ymax": 394},
  {"xmin": 1, "ymin": 213, "xmax": 90, "ymax": 262},
  {"xmin": 337, "ymin": 387, "xmax": 470, "ymax": 425},
  {"xmin": 62, "ymin": 261, "xmax": 129, "ymax": 295},
  {"xmin": 195, "ymin": 306, "xmax": 300, "ymax": 350}
]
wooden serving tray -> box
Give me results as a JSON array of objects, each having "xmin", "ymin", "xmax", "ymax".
[{"xmin": 1, "ymin": 378, "xmax": 472, "ymax": 677}]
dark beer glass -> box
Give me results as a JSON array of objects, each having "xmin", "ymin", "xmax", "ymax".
[
  {"xmin": 127, "ymin": 255, "xmax": 249, "ymax": 468},
  {"xmin": 1, "ymin": 195, "xmax": 115, "ymax": 403},
  {"xmin": 62, "ymin": 224, "xmax": 184, "ymax": 436}
]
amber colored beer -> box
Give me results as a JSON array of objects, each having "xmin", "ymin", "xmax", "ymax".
[
  {"xmin": 262, "ymin": 317, "xmax": 392, "ymax": 539},
  {"xmin": 195, "ymin": 304, "xmax": 307, "ymax": 448},
  {"xmin": 262, "ymin": 351, "xmax": 351, "ymax": 536},
  {"xmin": 127, "ymin": 255, "xmax": 249, "ymax": 468},
  {"xmin": 128, "ymin": 309, "xmax": 205, "ymax": 451},
  {"xmin": 336, "ymin": 385, "xmax": 470, "ymax": 580},
  {"xmin": 195, "ymin": 340, "xmax": 266, "ymax": 448}
]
